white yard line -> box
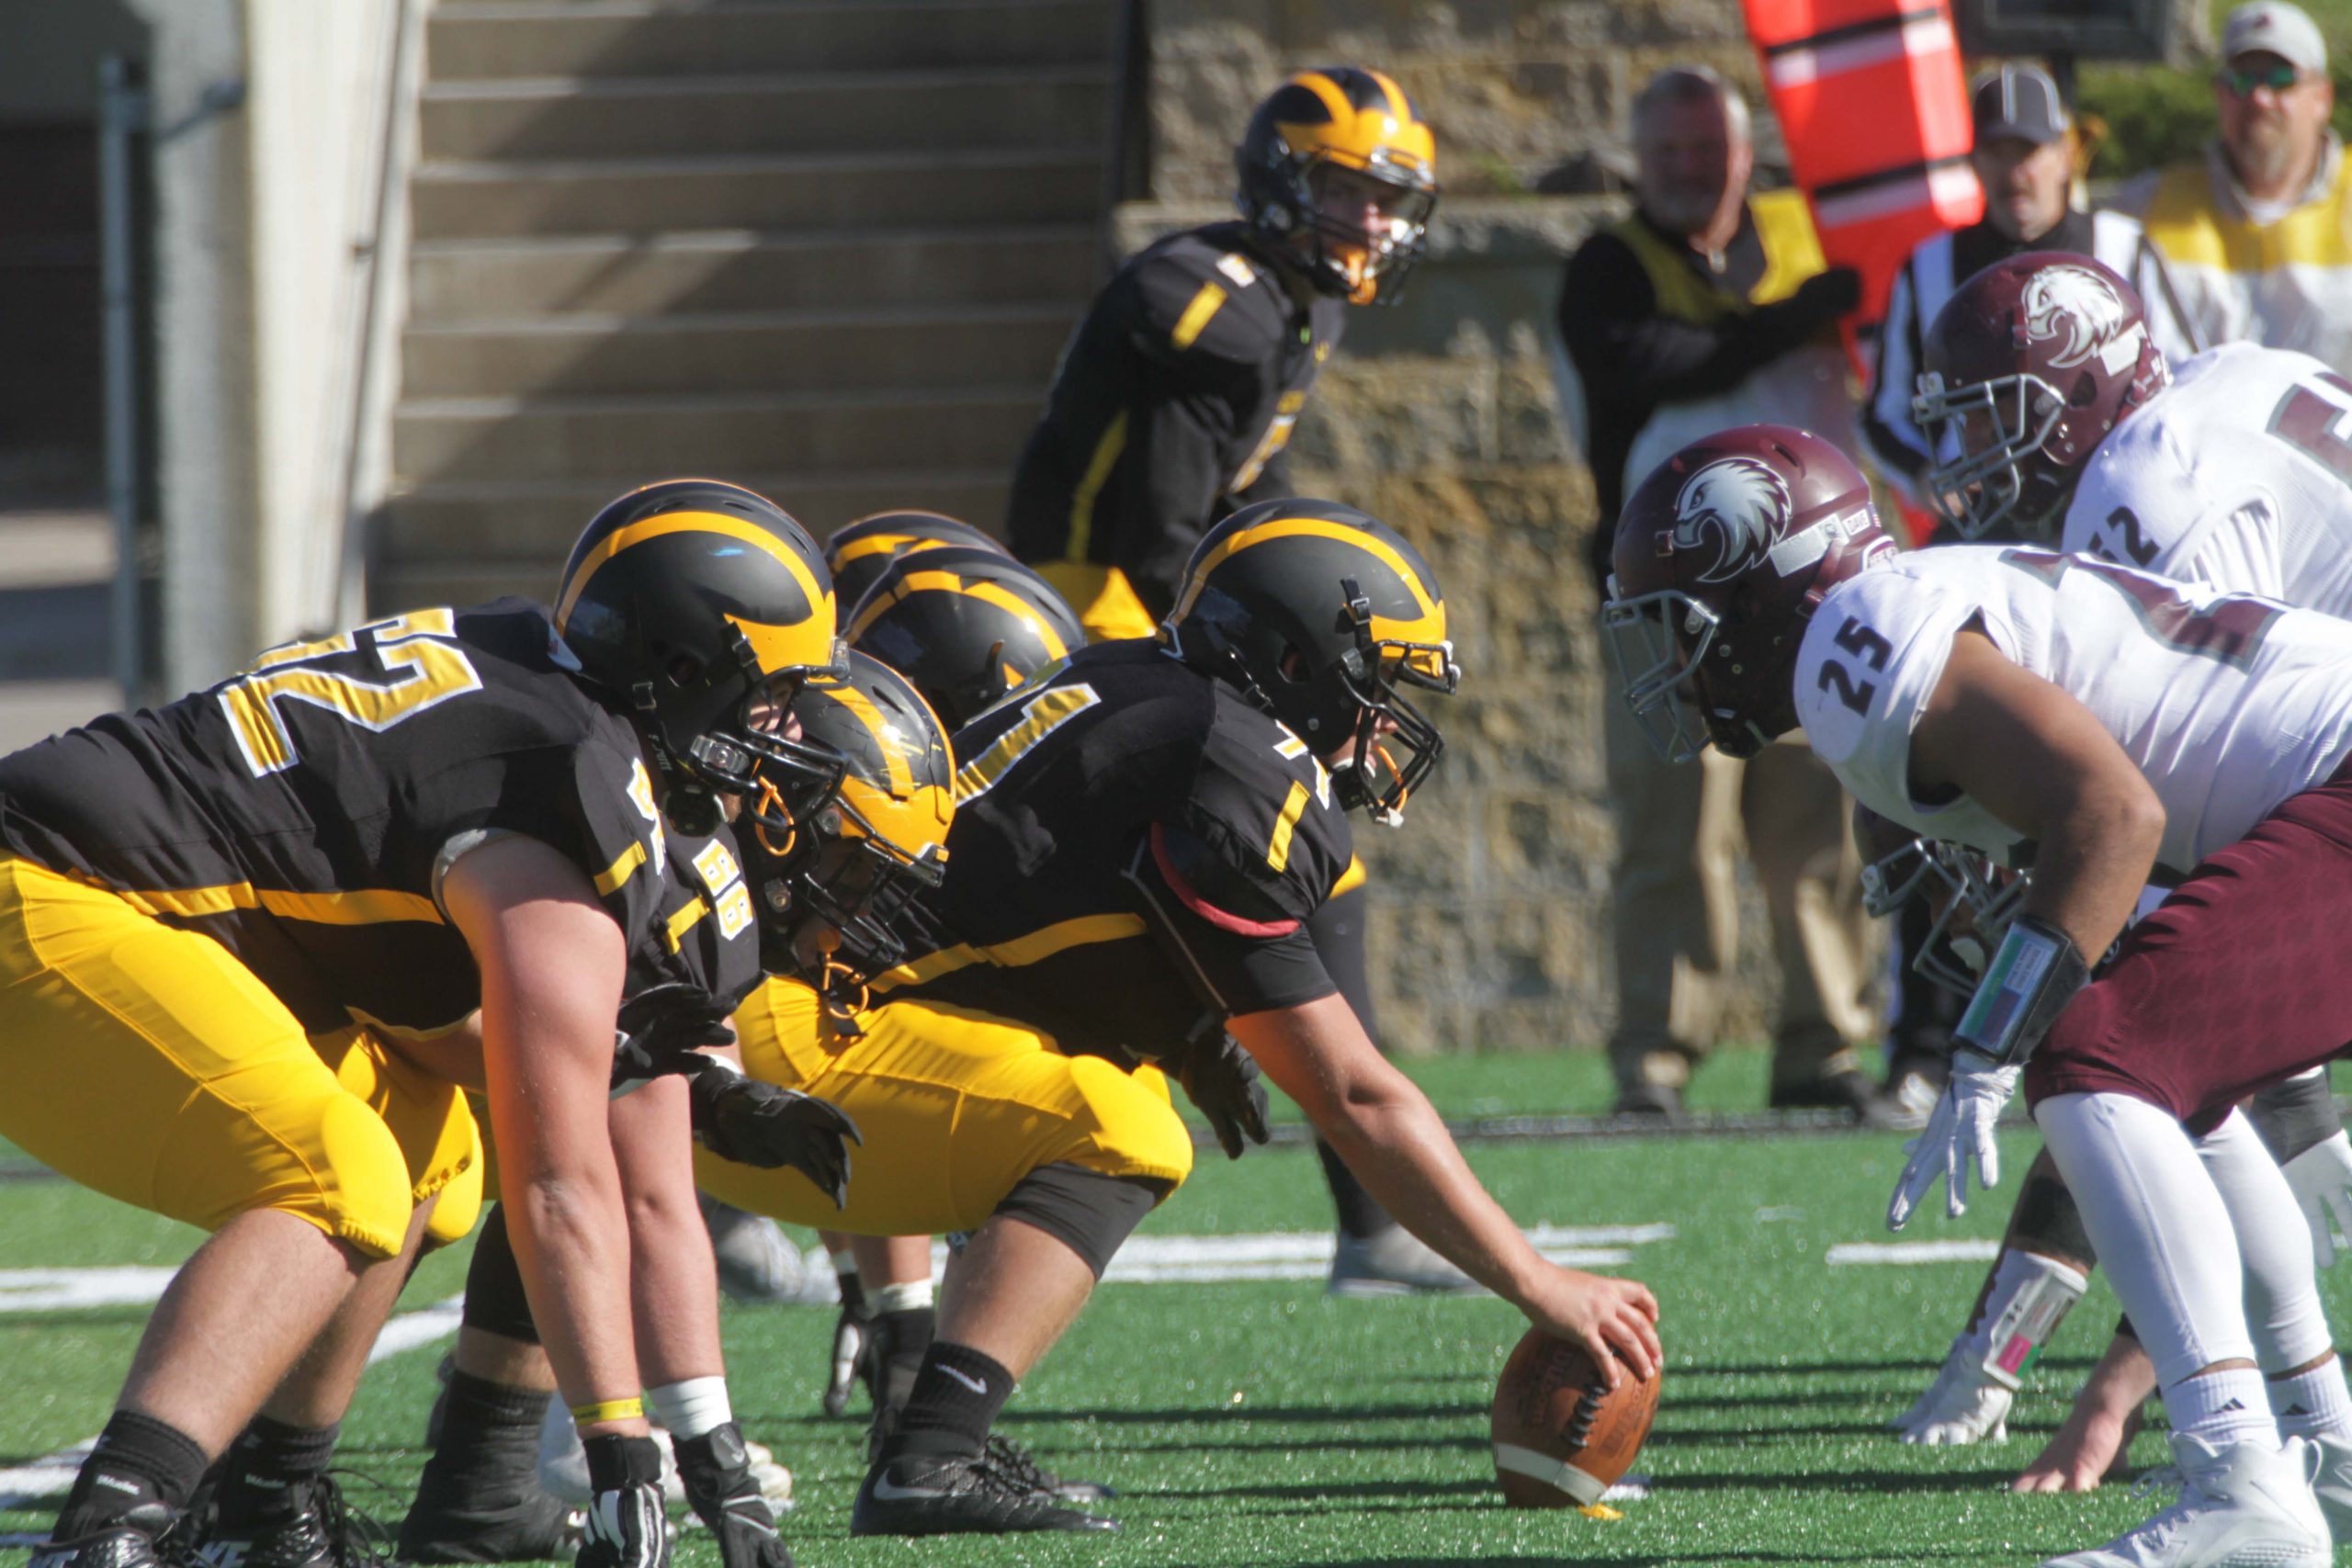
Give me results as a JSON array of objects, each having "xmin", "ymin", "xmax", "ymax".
[
  {"xmin": 0, "ymin": 1293, "xmax": 465, "ymax": 1513},
  {"xmin": 1826, "ymin": 1239, "xmax": 2002, "ymax": 1266}
]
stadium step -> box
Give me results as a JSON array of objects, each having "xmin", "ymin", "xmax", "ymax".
[
  {"xmin": 401, "ymin": 302, "xmax": 1078, "ymax": 399},
  {"xmin": 391, "ymin": 386, "xmax": 1042, "ymax": 485},
  {"xmin": 405, "ymin": 226, "xmax": 1100, "ymax": 321},
  {"xmin": 411, "ymin": 147, "xmax": 1102, "ymax": 240},
  {"xmin": 420, "ymin": 66, "xmax": 1112, "ymax": 161},
  {"xmin": 426, "ymin": 0, "xmax": 1115, "ymax": 82},
  {"xmin": 373, "ymin": 0, "xmax": 1108, "ymax": 615},
  {"xmin": 379, "ymin": 471, "xmax": 1012, "ymax": 578}
]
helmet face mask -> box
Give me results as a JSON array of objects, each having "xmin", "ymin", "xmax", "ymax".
[
  {"xmin": 1859, "ymin": 832, "xmax": 2028, "ymax": 998},
  {"xmin": 1915, "ymin": 367, "xmax": 2074, "ymax": 541},
  {"xmin": 1325, "ymin": 581, "xmax": 1456, "ymax": 823},
  {"xmin": 1600, "ymin": 587, "xmax": 1729, "ymax": 764},
  {"xmin": 1237, "ymin": 68, "xmax": 1440, "ymax": 307}
]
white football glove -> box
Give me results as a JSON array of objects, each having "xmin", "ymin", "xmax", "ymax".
[
  {"xmin": 1888, "ymin": 1051, "xmax": 2022, "ymax": 1230},
  {"xmin": 1891, "ymin": 1337, "xmax": 2012, "ymax": 1446},
  {"xmin": 2283, "ymin": 1130, "xmax": 2352, "ymax": 1269}
]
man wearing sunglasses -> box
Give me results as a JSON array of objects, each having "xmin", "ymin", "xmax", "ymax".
[{"xmin": 2123, "ymin": 1, "xmax": 2352, "ymax": 367}]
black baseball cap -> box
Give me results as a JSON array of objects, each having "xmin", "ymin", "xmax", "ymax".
[{"xmin": 1971, "ymin": 64, "xmax": 2071, "ymax": 146}]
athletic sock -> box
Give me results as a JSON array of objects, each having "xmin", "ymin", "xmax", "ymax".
[
  {"xmin": 877, "ymin": 1341, "xmax": 1012, "ymax": 1462},
  {"xmin": 430, "ymin": 1370, "xmax": 548, "ymax": 1473},
  {"xmin": 2167, "ymin": 1365, "xmax": 2279, "ymax": 1452},
  {"xmin": 2271, "ymin": 1353, "xmax": 2352, "ymax": 1443},
  {"xmin": 217, "ymin": 1416, "xmax": 339, "ymax": 1528},
  {"xmin": 53, "ymin": 1411, "xmax": 211, "ymax": 1541},
  {"xmin": 832, "ymin": 1253, "xmax": 866, "ymax": 1320},
  {"xmin": 868, "ymin": 1303, "xmax": 937, "ymax": 1419}
]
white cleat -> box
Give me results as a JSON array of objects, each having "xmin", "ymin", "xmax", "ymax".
[
  {"xmin": 2038, "ymin": 1433, "xmax": 2328, "ymax": 1568},
  {"xmin": 1892, "ymin": 1337, "xmax": 2011, "ymax": 1445},
  {"xmin": 1327, "ymin": 1225, "xmax": 1480, "ymax": 1298},
  {"xmin": 2309, "ymin": 1431, "xmax": 2352, "ymax": 1542}
]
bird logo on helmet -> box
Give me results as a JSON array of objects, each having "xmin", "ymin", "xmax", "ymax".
[
  {"xmin": 845, "ymin": 547, "xmax": 1085, "ymax": 732},
  {"xmin": 822, "ymin": 510, "xmax": 1009, "ymax": 613},
  {"xmin": 1671, "ymin": 456, "xmax": 1794, "ymax": 583},
  {"xmin": 554, "ymin": 478, "xmax": 844, "ymax": 834},
  {"xmin": 1236, "ymin": 67, "xmax": 1441, "ymax": 306},
  {"xmin": 1605, "ymin": 424, "xmax": 1891, "ymax": 763},
  {"xmin": 1915, "ymin": 252, "xmax": 2169, "ymax": 541},
  {"xmin": 1163, "ymin": 497, "xmax": 1459, "ymax": 825},
  {"xmin": 739, "ymin": 650, "xmax": 955, "ymax": 1030},
  {"xmin": 2021, "ymin": 265, "xmax": 2141, "ymax": 373}
]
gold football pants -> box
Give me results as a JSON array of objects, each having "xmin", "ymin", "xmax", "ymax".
[
  {"xmin": 0, "ymin": 855, "xmax": 481, "ymax": 1257},
  {"xmin": 695, "ymin": 978, "xmax": 1193, "ymax": 1235}
]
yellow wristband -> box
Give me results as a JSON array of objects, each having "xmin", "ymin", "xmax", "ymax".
[{"xmin": 570, "ymin": 1396, "xmax": 644, "ymax": 1427}]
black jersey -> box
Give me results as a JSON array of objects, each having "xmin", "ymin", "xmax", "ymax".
[
  {"xmin": 1006, "ymin": 222, "xmax": 1347, "ymax": 620},
  {"xmin": 0, "ymin": 600, "xmax": 675, "ymax": 1036},
  {"xmin": 634, "ymin": 824, "xmax": 763, "ymax": 1014},
  {"xmin": 880, "ymin": 639, "xmax": 1353, "ymax": 1064}
]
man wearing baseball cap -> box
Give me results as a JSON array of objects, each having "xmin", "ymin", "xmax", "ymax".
[
  {"xmin": 1864, "ymin": 63, "xmax": 2198, "ymax": 524},
  {"xmin": 2124, "ymin": 1, "xmax": 2352, "ymax": 366}
]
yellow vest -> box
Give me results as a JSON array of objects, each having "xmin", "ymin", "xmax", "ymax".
[
  {"xmin": 2137, "ymin": 151, "xmax": 2352, "ymax": 371},
  {"xmin": 1607, "ymin": 188, "xmax": 1827, "ymax": 323}
]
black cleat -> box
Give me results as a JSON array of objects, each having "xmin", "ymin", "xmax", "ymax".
[
  {"xmin": 189, "ymin": 1475, "xmax": 387, "ymax": 1568},
  {"xmin": 850, "ymin": 1451, "xmax": 1117, "ymax": 1537},
  {"xmin": 395, "ymin": 1459, "xmax": 582, "ymax": 1565},
  {"xmin": 981, "ymin": 1435, "xmax": 1116, "ymax": 1505},
  {"xmin": 30, "ymin": 1528, "xmax": 165, "ymax": 1568}
]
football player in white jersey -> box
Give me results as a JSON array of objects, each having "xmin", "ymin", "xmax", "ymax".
[
  {"xmin": 1900, "ymin": 251, "xmax": 2352, "ymax": 1483},
  {"xmin": 1606, "ymin": 423, "xmax": 2352, "ymax": 1568}
]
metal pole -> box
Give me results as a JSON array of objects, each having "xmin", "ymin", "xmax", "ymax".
[{"xmin": 97, "ymin": 55, "xmax": 149, "ymax": 703}]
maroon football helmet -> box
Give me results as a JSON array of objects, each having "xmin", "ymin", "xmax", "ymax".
[
  {"xmin": 1915, "ymin": 252, "xmax": 2170, "ymax": 541},
  {"xmin": 1604, "ymin": 423, "xmax": 1894, "ymax": 761}
]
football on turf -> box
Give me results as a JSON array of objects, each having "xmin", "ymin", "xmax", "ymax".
[{"xmin": 1490, "ymin": 1329, "xmax": 1659, "ymax": 1507}]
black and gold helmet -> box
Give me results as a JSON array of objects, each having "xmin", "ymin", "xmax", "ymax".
[
  {"xmin": 555, "ymin": 479, "xmax": 844, "ymax": 832},
  {"xmin": 846, "ymin": 546, "xmax": 1085, "ymax": 730},
  {"xmin": 1236, "ymin": 67, "xmax": 1440, "ymax": 305},
  {"xmin": 742, "ymin": 650, "xmax": 955, "ymax": 1009},
  {"xmin": 822, "ymin": 510, "xmax": 1008, "ymax": 613},
  {"xmin": 1163, "ymin": 497, "xmax": 1458, "ymax": 824}
]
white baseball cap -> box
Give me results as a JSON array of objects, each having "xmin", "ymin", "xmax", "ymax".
[{"xmin": 2222, "ymin": 1, "xmax": 2327, "ymax": 75}]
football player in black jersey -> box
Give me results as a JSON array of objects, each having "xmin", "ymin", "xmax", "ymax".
[
  {"xmin": 4, "ymin": 479, "xmax": 851, "ymax": 1568},
  {"xmin": 703, "ymin": 499, "xmax": 1660, "ymax": 1537},
  {"xmin": 1011, "ymin": 66, "xmax": 1466, "ymax": 1299}
]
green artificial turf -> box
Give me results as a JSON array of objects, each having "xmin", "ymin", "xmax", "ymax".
[{"xmin": 6, "ymin": 1051, "xmax": 2345, "ymax": 1565}]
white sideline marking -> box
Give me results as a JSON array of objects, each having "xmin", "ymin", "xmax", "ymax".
[
  {"xmin": 0, "ymin": 1294, "xmax": 463, "ymax": 1512},
  {"xmin": 1826, "ymin": 1239, "xmax": 2002, "ymax": 1266},
  {"xmin": 0, "ymin": 1268, "xmax": 179, "ymax": 1314}
]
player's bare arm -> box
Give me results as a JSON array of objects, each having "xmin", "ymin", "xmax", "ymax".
[
  {"xmin": 1907, "ymin": 626, "xmax": 2166, "ymax": 964},
  {"xmin": 1230, "ymin": 994, "xmax": 1661, "ymax": 1383},
  {"xmin": 441, "ymin": 831, "xmax": 647, "ymax": 1438}
]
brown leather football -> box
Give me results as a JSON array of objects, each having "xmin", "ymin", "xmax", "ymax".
[{"xmin": 1490, "ymin": 1329, "xmax": 1660, "ymax": 1508}]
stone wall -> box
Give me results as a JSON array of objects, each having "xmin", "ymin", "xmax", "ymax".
[{"xmin": 1126, "ymin": 1, "xmax": 1845, "ymax": 1054}]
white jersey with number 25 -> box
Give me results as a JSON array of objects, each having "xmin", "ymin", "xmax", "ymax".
[
  {"xmin": 2062, "ymin": 342, "xmax": 2352, "ymax": 615},
  {"xmin": 1792, "ymin": 545, "xmax": 2352, "ymax": 878}
]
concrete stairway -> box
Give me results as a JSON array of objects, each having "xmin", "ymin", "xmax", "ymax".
[{"xmin": 373, "ymin": 0, "xmax": 1114, "ymax": 613}]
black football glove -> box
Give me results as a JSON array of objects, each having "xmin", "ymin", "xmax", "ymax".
[
  {"xmin": 575, "ymin": 1436, "xmax": 670, "ymax": 1568},
  {"xmin": 822, "ymin": 1303, "xmax": 870, "ymax": 1417},
  {"xmin": 1178, "ymin": 1034, "xmax": 1272, "ymax": 1160},
  {"xmin": 686, "ymin": 1059, "xmax": 861, "ymax": 1205},
  {"xmin": 673, "ymin": 1423, "xmax": 792, "ymax": 1568},
  {"xmin": 612, "ymin": 982, "xmax": 736, "ymax": 1096}
]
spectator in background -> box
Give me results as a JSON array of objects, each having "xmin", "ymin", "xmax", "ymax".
[
  {"xmin": 2123, "ymin": 1, "xmax": 2352, "ymax": 367},
  {"xmin": 1864, "ymin": 63, "xmax": 2201, "ymax": 519},
  {"xmin": 1557, "ymin": 64, "xmax": 1882, "ymax": 1121}
]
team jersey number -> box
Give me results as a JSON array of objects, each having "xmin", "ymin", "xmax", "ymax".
[
  {"xmin": 219, "ymin": 608, "xmax": 483, "ymax": 777},
  {"xmin": 1999, "ymin": 549, "xmax": 2283, "ymax": 669},
  {"xmin": 1815, "ymin": 617, "xmax": 1892, "ymax": 716},
  {"xmin": 2268, "ymin": 368, "xmax": 2352, "ymax": 487},
  {"xmin": 951, "ymin": 682, "xmax": 1101, "ymax": 805}
]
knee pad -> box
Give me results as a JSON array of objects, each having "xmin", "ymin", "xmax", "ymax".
[{"xmin": 995, "ymin": 1162, "xmax": 1167, "ymax": 1279}]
